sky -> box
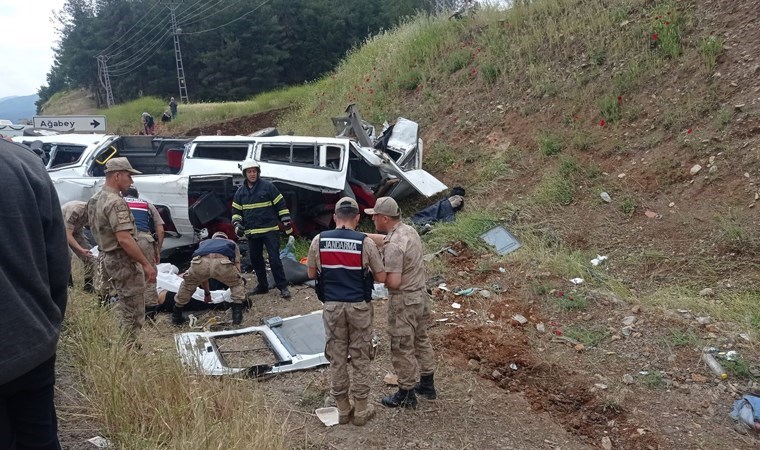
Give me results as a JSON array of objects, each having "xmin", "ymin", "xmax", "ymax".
[
  {"xmin": 0, "ymin": 0, "xmax": 61, "ymax": 98},
  {"xmin": 0, "ymin": 0, "xmax": 509, "ymax": 99}
]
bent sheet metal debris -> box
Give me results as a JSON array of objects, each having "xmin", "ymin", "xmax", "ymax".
[{"xmin": 175, "ymin": 310, "xmax": 328, "ymax": 377}]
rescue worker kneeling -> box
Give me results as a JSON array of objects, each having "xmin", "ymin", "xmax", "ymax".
[
  {"xmin": 307, "ymin": 197, "xmax": 385, "ymax": 426},
  {"xmin": 173, "ymin": 231, "xmax": 247, "ymax": 325}
]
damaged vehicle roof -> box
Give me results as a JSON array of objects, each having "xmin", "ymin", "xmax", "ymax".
[{"xmin": 175, "ymin": 310, "xmax": 328, "ymax": 377}]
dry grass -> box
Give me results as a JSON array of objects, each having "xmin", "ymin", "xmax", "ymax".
[{"xmin": 59, "ymin": 288, "xmax": 286, "ymax": 449}]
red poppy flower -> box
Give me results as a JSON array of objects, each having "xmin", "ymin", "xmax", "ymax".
[
  {"xmin": 555, "ymin": 330, "xmax": 563, "ymax": 336},
  {"xmin": 651, "ymin": 33, "xmax": 659, "ymax": 41},
  {"xmin": 599, "ymin": 119, "xmax": 606, "ymax": 127},
  {"xmin": 687, "ymin": 128, "xmax": 692, "ymax": 134},
  {"xmin": 664, "ymin": 21, "xmax": 670, "ymax": 25},
  {"xmin": 617, "ymin": 95, "xmax": 622, "ymax": 104}
]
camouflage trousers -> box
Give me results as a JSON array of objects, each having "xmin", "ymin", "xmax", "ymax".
[
  {"xmin": 102, "ymin": 248, "xmax": 146, "ymax": 339},
  {"xmin": 175, "ymin": 255, "xmax": 245, "ymax": 306},
  {"xmin": 322, "ymin": 301, "xmax": 373, "ymax": 400},
  {"xmin": 136, "ymin": 232, "xmax": 159, "ymax": 307},
  {"xmin": 387, "ymin": 290, "xmax": 436, "ymax": 390},
  {"xmin": 71, "ymin": 231, "xmax": 95, "ymax": 278}
]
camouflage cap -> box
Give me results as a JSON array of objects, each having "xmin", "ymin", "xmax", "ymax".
[
  {"xmin": 104, "ymin": 157, "xmax": 141, "ymax": 174},
  {"xmin": 364, "ymin": 197, "xmax": 401, "ymax": 216},
  {"xmin": 335, "ymin": 196, "xmax": 359, "ymax": 213}
]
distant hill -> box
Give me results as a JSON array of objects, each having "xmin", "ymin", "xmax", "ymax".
[{"xmin": 0, "ymin": 94, "xmax": 38, "ymax": 123}]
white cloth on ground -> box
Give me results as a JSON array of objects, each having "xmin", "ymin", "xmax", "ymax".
[{"xmin": 156, "ymin": 263, "xmax": 231, "ymax": 303}]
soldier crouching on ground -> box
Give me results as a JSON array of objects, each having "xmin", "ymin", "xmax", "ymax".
[
  {"xmin": 366, "ymin": 197, "xmax": 437, "ymax": 409},
  {"xmin": 61, "ymin": 200, "xmax": 95, "ymax": 292},
  {"xmin": 172, "ymin": 231, "xmax": 247, "ymax": 326},
  {"xmin": 307, "ymin": 197, "xmax": 386, "ymax": 426},
  {"xmin": 123, "ymin": 187, "xmax": 164, "ymax": 317},
  {"xmin": 87, "ymin": 157, "xmax": 157, "ymax": 343}
]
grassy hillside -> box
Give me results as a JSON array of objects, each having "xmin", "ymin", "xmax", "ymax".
[{"xmin": 54, "ymin": 0, "xmax": 760, "ymax": 447}]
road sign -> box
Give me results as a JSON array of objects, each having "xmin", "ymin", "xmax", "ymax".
[{"xmin": 33, "ymin": 115, "xmax": 107, "ymax": 133}]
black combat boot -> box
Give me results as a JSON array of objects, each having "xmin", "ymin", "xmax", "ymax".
[
  {"xmin": 83, "ymin": 276, "xmax": 94, "ymax": 293},
  {"xmin": 249, "ymin": 284, "xmax": 269, "ymax": 295},
  {"xmin": 414, "ymin": 373, "xmax": 437, "ymax": 400},
  {"xmin": 172, "ymin": 305, "xmax": 185, "ymax": 326},
  {"xmin": 145, "ymin": 305, "xmax": 160, "ymax": 321},
  {"xmin": 280, "ymin": 287, "xmax": 291, "ymax": 299},
  {"xmin": 381, "ymin": 388, "xmax": 417, "ymax": 408},
  {"xmin": 231, "ymin": 303, "xmax": 244, "ymax": 325}
]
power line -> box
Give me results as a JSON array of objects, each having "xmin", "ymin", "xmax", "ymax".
[
  {"xmin": 178, "ymin": 0, "xmax": 236, "ymax": 28},
  {"xmin": 175, "ymin": 0, "xmax": 220, "ymax": 23},
  {"xmin": 107, "ymin": 16, "xmax": 170, "ymax": 61},
  {"xmin": 109, "ymin": 31, "xmax": 173, "ymax": 76},
  {"xmin": 181, "ymin": 0, "xmax": 272, "ymax": 35},
  {"xmin": 100, "ymin": 2, "xmax": 164, "ymax": 55}
]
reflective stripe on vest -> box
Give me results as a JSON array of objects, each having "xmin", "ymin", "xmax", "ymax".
[
  {"xmin": 124, "ymin": 196, "xmax": 152, "ymax": 232},
  {"xmin": 319, "ymin": 228, "xmax": 366, "ymax": 302}
]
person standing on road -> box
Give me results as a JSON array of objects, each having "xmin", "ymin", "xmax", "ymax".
[
  {"xmin": 307, "ymin": 197, "xmax": 386, "ymax": 426},
  {"xmin": 172, "ymin": 231, "xmax": 247, "ymax": 325},
  {"xmin": 123, "ymin": 187, "xmax": 164, "ymax": 317},
  {"xmin": 366, "ymin": 197, "xmax": 437, "ymax": 408},
  {"xmin": 87, "ymin": 157, "xmax": 157, "ymax": 342},
  {"xmin": 0, "ymin": 139, "xmax": 70, "ymax": 449},
  {"xmin": 61, "ymin": 200, "xmax": 95, "ymax": 292},
  {"xmin": 169, "ymin": 97, "xmax": 178, "ymax": 119},
  {"xmin": 232, "ymin": 158, "xmax": 292, "ymax": 299}
]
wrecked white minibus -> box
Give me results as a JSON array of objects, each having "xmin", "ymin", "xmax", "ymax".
[{"xmin": 13, "ymin": 112, "xmax": 446, "ymax": 255}]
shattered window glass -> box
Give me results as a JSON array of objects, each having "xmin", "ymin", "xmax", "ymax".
[
  {"xmin": 193, "ymin": 144, "xmax": 248, "ymax": 161},
  {"xmin": 259, "ymin": 143, "xmax": 342, "ymax": 171},
  {"xmin": 324, "ymin": 145, "xmax": 342, "ymax": 170},
  {"xmin": 291, "ymin": 144, "xmax": 317, "ymax": 166},
  {"xmin": 260, "ymin": 144, "xmax": 292, "ymax": 163}
]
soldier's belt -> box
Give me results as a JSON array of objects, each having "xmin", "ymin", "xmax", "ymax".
[
  {"xmin": 203, "ymin": 253, "xmax": 229, "ymax": 259},
  {"xmin": 388, "ymin": 288, "xmax": 424, "ymax": 295}
]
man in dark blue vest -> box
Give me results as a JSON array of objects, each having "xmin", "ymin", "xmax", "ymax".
[
  {"xmin": 172, "ymin": 231, "xmax": 246, "ymax": 325},
  {"xmin": 123, "ymin": 187, "xmax": 164, "ymax": 315},
  {"xmin": 307, "ymin": 197, "xmax": 385, "ymax": 426}
]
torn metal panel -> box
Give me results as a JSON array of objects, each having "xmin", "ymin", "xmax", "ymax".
[
  {"xmin": 382, "ymin": 117, "xmax": 422, "ymax": 170},
  {"xmin": 333, "ymin": 104, "xmax": 375, "ymax": 147},
  {"xmin": 175, "ymin": 310, "xmax": 328, "ymax": 376},
  {"xmin": 379, "ymin": 158, "xmax": 448, "ymax": 198}
]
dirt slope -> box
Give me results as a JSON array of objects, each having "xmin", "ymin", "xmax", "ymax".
[{"xmin": 55, "ymin": 0, "xmax": 760, "ymax": 448}]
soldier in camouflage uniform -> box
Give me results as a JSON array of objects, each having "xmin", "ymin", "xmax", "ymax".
[
  {"xmin": 172, "ymin": 231, "xmax": 247, "ymax": 325},
  {"xmin": 61, "ymin": 200, "xmax": 95, "ymax": 292},
  {"xmin": 307, "ymin": 197, "xmax": 386, "ymax": 426},
  {"xmin": 87, "ymin": 157, "xmax": 157, "ymax": 341},
  {"xmin": 366, "ymin": 197, "xmax": 437, "ymax": 409}
]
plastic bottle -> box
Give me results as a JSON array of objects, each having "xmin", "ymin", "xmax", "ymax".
[{"xmin": 703, "ymin": 353, "xmax": 727, "ymax": 379}]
